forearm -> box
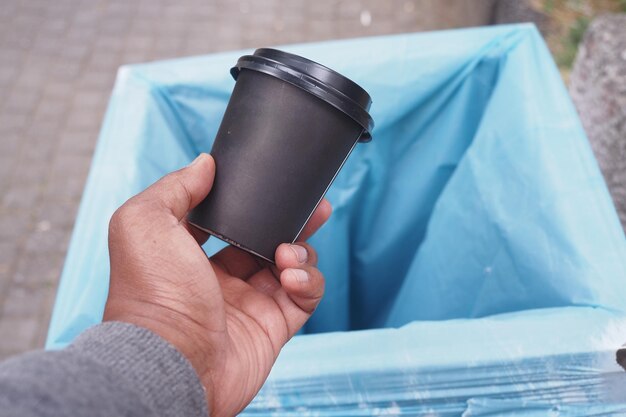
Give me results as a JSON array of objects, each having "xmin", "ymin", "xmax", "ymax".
[{"xmin": 0, "ymin": 322, "xmax": 208, "ymax": 417}]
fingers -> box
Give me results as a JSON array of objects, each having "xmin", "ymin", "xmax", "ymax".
[
  {"xmin": 279, "ymin": 264, "xmax": 324, "ymax": 315},
  {"xmin": 275, "ymin": 242, "xmax": 324, "ymax": 314},
  {"xmin": 268, "ymin": 243, "xmax": 325, "ymax": 338},
  {"xmin": 297, "ymin": 199, "xmax": 332, "ymax": 241},
  {"xmin": 134, "ymin": 153, "xmax": 215, "ymax": 221},
  {"xmin": 244, "ymin": 242, "xmax": 318, "ymax": 296},
  {"xmin": 275, "ymin": 242, "xmax": 317, "ymax": 269},
  {"xmin": 211, "ymin": 200, "xmax": 331, "ymax": 279},
  {"xmin": 247, "ymin": 243, "xmax": 322, "ymax": 305},
  {"xmin": 241, "ymin": 242, "xmax": 324, "ymax": 343}
]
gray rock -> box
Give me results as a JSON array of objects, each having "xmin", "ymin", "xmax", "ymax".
[{"xmin": 570, "ymin": 14, "xmax": 626, "ymax": 232}]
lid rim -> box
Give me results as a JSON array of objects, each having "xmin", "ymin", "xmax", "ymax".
[
  {"xmin": 254, "ymin": 48, "xmax": 372, "ymax": 109},
  {"xmin": 231, "ymin": 49, "xmax": 374, "ymax": 141}
]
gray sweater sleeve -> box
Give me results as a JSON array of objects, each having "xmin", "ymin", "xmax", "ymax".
[{"xmin": 0, "ymin": 322, "xmax": 208, "ymax": 417}]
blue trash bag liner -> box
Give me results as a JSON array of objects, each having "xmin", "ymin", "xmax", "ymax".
[{"xmin": 46, "ymin": 24, "xmax": 626, "ymax": 415}]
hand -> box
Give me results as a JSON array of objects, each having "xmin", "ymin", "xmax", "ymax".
[{"xmin": 104, "ymin": 153, "xmax": 331, "ymax": 417}]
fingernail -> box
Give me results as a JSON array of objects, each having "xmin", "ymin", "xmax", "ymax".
[
  {"xmin": 289, "ymin": 268, "xmax": 309, "ymax": 284},
  {"xmin": 289, "ymin": 244, "xmax": 308, "ymax": 263},
  {"xmin": 189, "ymin": 154, "xmax": 205, "ymax": 167}
]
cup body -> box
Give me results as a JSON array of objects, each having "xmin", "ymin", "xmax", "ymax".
[{"xmin": 189, "ymin": 50, "xmax": 373, "ymax": 262}]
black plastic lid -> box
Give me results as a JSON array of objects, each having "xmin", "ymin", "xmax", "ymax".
[{"xmin": 231, "ymin": 48, "xmax": 374, "ymax": 142}]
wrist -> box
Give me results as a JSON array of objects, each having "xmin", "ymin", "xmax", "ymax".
[
  {"xmin": 103, "ymin": 300, "xmax": 212, "ymax": 389},
  {"xmin": 70, "ymin": 322, "xmax": 209, "ymax": 417}
]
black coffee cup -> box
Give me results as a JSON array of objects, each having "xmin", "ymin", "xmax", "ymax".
[{"xmin": 189, "ymin": 48, "xmax": 374, "ymax": 262}]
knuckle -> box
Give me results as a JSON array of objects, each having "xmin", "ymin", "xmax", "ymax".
[
  {"xmin": 108, "ymin": 208, "xmax": 124, "ymax": 235},
  {"xmin": 305, "ymin": 266, "xmax": 325, "ymax": 295},
  {"xmin": 168, "ymin": 172, "xmax": 193, "ymax": 208},
  {"xmin": 310, "ymin": 266, "xmax": 323, "ymax": 280},
  {"xmin": 109, "ymin": 200, "xmax": 142, "ymax": 236}
]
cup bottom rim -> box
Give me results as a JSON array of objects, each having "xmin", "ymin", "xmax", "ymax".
[{"xmin": 188, "ymin": 221, "xmax": 275, "ymax": 264}]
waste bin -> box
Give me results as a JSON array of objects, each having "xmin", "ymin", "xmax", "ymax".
[{"xmin": 47, "ymin": 24, "xmax": 626, "ymax": 415}]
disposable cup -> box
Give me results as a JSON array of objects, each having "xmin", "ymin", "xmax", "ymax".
[{"xmin": 189, "ymin": 48, "xmax": 374, "ymax": 262}]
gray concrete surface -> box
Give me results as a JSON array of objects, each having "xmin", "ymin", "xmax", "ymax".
[
  {"xmin": 0, "ymin": 0, "xmax": 496, "ymax": 359},
  {"xmin": 570, "ymin": 14, "xmax": 626, "ymax": 232}
]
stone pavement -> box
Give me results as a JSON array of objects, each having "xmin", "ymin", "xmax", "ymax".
[{"xmin": 0, "ymin": 0, "xmax": 495, "ymax": 359}]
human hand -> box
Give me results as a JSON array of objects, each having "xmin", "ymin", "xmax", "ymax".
[{"xmin": 104, "ymin": 153, "xmax": 331, "ymax": 417}]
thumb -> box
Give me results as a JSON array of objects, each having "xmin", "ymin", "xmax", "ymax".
[{"xmin": 137, "ymin": 153, "xmax": 215, "ymax": 220}]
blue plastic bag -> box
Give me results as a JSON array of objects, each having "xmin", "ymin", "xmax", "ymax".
[{"xmin": 47, "ymin": 24, "xmax": 626, "ymax": 415}]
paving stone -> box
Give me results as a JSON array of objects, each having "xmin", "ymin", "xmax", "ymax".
[
  {"xmin": 0, "ymin": 111, "xmax": 29, "ymax": 134},
  {"xmin": 34, "ymin": 286, "xmax": 59, "ymax": 348},
  {"xmin": 13, "ymin": 13, "xmax": 45, "ymax": 32},
  {"xmin": 2, "ymin": 282, "xmax": 48, "ymax": 318},
  {"xmin": 152, "ymin": 37, "xmax": 185, "ymax": 58},
  {"xmin": 128, "ymin": 19, "xmax": 157, "ymax": 37},
  {"xmin": 0, "ymin": 4, "xmax": 17, "ymax": 20},
  {"xmin": 58, "ymin": 44, "xmax": 91, "ymax": 63},
  {"xmin": 99, "ymin": 17, "xmax": 133, "ymax": 36},
  {"xmin": 0, "ymin": 67, "xmax": 18, "ymax": 86},
  {"xmin": 0, "ymin": 133, "xmax": 21, "ymax": 159},
  {"xmin": 72, "ymin": 90, "xmax": 108, "ymax": 110},
  {"xmin": 0, "ymin": 209, "xmax": 31, "ymax": 240},
  {"xmin": 182, "ymin": 41, "xmax": 213, "ymax": 58},
  {"xmin": 72, "ymin": 9, "xmax": 100, "ymax": 27},
  {"xmin": 64, "ymin": 26, "xmax": 98, "ymax": 43},
  {"xmin": 2, "ymin": 183, "xmax": 41, "ymax": 211},
  {"xmin": 42, "ymin": 175, "xmax": 88, "ymax": 203},
  {"xmin": 13, "ymin": 252, "xmax": 65, "ymax": 287},
  {"xmin": 22, "ymin": 226, "xmax": 71, "ymax": 257},
  {"xmin": 45, "ymin": 6, "xmax": 76, "ymax": 22},
  {"xmin": 0, "ymin": 242, "xmax": 19, "ymax": 278},
  {"xmin": 25, "ymin": 119, "xmax": 65, "ymax": 143},
  {"xmin": 4, "ymin": 89, "xmax": 40, "ymax": 113},
  {"xmin": 0, "ymin": 47, "xmax": 25, "ymax": 66},
  {"xmin": 0, "ymin": 317, "xmax": 39, "ymax": 353},
  {"xmin": 57, "ymin": 129, "xmax": 98, "ymax": 155},
  {"xmin": 40, "ymin": 17, "xmax": 71, "ymax": 36},
  {"xmin": 13, "ymin": 68, "xmax": 48, "ymax": 91},
  {"xmin": 162, "ymin": 4, "xmax": 190, "ymax": 20},
  {"xmin": 308, "ymin": 20, "xmax": 339, "ymax": 40},
  {"xmin": 121, "ymin": 50, "xmax": 152, "ymax": 65},
  {"xmin": 0, "ymin": 156, "xmax": 16, "ymax": 191},
  {"xmin": 42, "ymin": 81, "xmax": 75, "ymax": 101},
  {"xmin": 124, "ymin": 35, "xmax": 153, "ymax": 52},
  {"xmin": 34, "ymin": 199, "xmax": 79, "ymax": 230},
  {"xmin": 93, "ymin": 36, "xmax": 126, "ymax": 53},
  {"xmin": 2, "ymin": 30, "xmax": 36, "ymax": 50},
  {"xmin": 65, "ymin": 106, "xmax": 105, "ymax": 130},
  {"xmin": 33, "ymin": 97, "xmax": 69, "ymax": 122},
  {"xmin": 75, "ymin": 70, "xmax": 117, "ymax": 90},
  {"xmin": 10, "ymin": 142, "xmax": 55, "ymax": 184},
  {"xmin": 49, "ymin": 60, "xmax": 83, "ymax": 82},
  {"xmin": 51, "ymin": 153, "xmax": 93, "ymax": 179},
  {"xmin": 105, "ymin": 1, "xmax": 137, "ymax": 17},
  {"xmin": 88, "ymin": 51, "xmax": 124, "ymax": 72},
  {"xmin": 31, "ymin": 35, "xmax": 63, "ymax": 57}
]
